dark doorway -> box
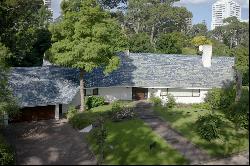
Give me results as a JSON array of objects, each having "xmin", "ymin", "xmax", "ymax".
[{"xmin": 132, "ymin": 87, "xmax": 148, "ymax": 100}]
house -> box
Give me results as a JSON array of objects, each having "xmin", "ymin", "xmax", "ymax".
[{"xmin": 8, "ymin": 45, "xmax": 235, "ymax": 122}]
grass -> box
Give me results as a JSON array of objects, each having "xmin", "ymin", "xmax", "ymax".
[
  {"xmin": 69, "ymin": 100, "xmax": 136, "ymax": 129},
  {"xmin": 154, "ymin": 106, "xmax": 249, "ymax": 157},
  {"xmin": 85, "ymin": 119, "xmax": 188, "ymax": 165}
]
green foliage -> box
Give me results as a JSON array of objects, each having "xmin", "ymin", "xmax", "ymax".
[
  {"xmin": 68, "ymin": 112, "xmax": 94, "ymax": 129},
  {"xmin": 111, "ymin": 101, "xmax": 123, "ymax": 112},
  {"xmin": 66, "ymin": 105, "xmax": 77, "ymax": 120},
  {"xmin": 166, "ymin": 94, "xmax": 176, "ymax": 109},
  {"xmin": 211, "ymin": 17, "xmax": 249, "ymax": 49},
  {"xmin": 86, "ymin": 96, "xmax": 105, "ymax": 110},
  {"xmin": 195, "ymin": 114, "xmax": 224, "ymax": 141},
  {"xmin": 149, "ymin": 97, "xmax": 162, "ymax": 106},
  {"xmin": 155, "ymin": 32, "xmax": 187, "ymax": 54},
  {"xmin": 191, "ymin": 103, "xmax": 211, "ymax": 110},
  {"xmin": 125, "ymin": 0, "xmax": 192, "ymax": 42},
  {"xmin": 181, "ymin": 47, "xmax": 196, "ymax": 55},
  {"xmin": 0, "ymin": 63, "xmax": 19, "ymax": 117},
  {"xmin": 211, "ymin": 39, "xmax": 231, "ymax": 56},
  {"xmin": 233, "ymin": 46, "xmax": 249, "ymax": 85},
  {"xmin": 0, "ymin": 135, "xmax": 15, "ymax": 165},
  {"xmin": 226, "ymin": 87, "xmax": 249, "ymax": 130},
  {"xmin": 205, "ymin": 85, "xmax": 236, "ymax": 110},
  {"xmin": 128, "ymin": 33, "xmax": 154, "ymax": 53},
  {"xmin": 188, "ymin": 23, "xmax": 208, "ymax": 37},
  {"xmin": 0, "ymin": 0, "xmax": 52, "ymax": 67},
  {"xmin": 191, "ymin": 36, "xmax": 212, "ymax": 48},
  {"xmin": 92, "ymin": 117, "xmax": 107, "ymax": 164},
  {"xmin": 49, "ymin": 0, "xmax": 126, "ymax": 73},
  {"xmin": 112, "ymin": 107, "xmax": 135, "ymax": 122}
]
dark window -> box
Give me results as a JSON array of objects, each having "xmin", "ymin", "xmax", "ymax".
[{"xmin": 93, "ymin": 88, "xmax": 98, "ymax": 95}]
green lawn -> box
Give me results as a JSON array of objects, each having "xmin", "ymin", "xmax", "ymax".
[
  {"xmin": 154, "ymin": 106, "xmax": 249, "ymax": 157},
  {"xmin": 85, "ymin": 119, "xmax": 188, "ymax": 165}
]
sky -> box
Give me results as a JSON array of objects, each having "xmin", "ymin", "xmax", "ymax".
[{"xmin": 51, "ymin": 0, "xmax": 249, "ymax": 30}]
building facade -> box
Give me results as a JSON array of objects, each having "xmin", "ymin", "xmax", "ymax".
[
  {"xmin": 211, "ymin": 0, "xmax": 241, "ymax": 30},
  {"xmin": 43, "ymin": 0, "xmax": 53, "ymax": 20}
]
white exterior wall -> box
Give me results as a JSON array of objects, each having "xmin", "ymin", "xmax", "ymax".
[
  {"xmin": 148, "ymin": 88, "xmax": 209, "ymax": 104},
  {"xmin": 99, "ymin": 87, "xmax": 132, "ymax": 102}
]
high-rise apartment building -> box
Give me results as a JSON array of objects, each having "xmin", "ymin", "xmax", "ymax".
[
  {"xmin": 211, "ymin": 0, "xmax": 241, "ymax": 30},
  {"xmin": 43, "ymin": 0, "xmax": 53, "ymax": 19}
]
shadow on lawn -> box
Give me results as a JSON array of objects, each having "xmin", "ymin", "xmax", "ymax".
[
  {"xmin": 101, "ymin": 120, "xmax": 187, "ymax": 165},
  {"xmin": 153, "ymin": 106, "xmax": 249, "ymax": 157}
]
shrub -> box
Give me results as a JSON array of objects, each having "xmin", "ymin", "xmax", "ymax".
[
  {"xmin": 149, "ymin": 97, "xmax": 162, "ymax": 106},
  {"xmin": 86, "ymin": 96, "xmax": 105, "ymax": 110},
  {"xmin": 66, "ymin": 105, "xmax": 77, "ymax": 120},
  {"xmin": 112, "ymin": 107, "xmax": 136, "ymax": 122},
  {"xmin": 69, "ymin": 113, "xmax": 94, "ymax": 129},
  {"xmin": 205, "ymin": 88, "xmax": 222, "ymax": 110},
  {"xmin": 111, "ymin": 101, "xmax": 123, "ymax": 112},
  {"xmin": 195, "ymin": 114, "xmax": 224, "ymax": 141},
  {"xmin": 191, "ymin": 103, "xmax": 211, "ymax": 110},
  {"xmin": 226, "ymin": 87, "xmax": 249, "ymax": 130},
  {"xmin": 0, "ymin": 135, "xmax": 15, "ymax": 165},
  {"xmin": 205, "ymin": 85, "xmax": 235, "ymax": 110},
  {"xmin": 166, "ymin": 94, "xmax": 176, "ymax": 109}
]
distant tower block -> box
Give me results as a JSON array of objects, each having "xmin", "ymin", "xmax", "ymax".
[{"xmin": 211, "ymin": 0, "xmax": 241, "ymax": 30}]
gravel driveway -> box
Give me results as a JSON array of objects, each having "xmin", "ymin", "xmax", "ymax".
[{"xmin": 3, "ymin": 119, "xmax": 96, "ymax": 165}]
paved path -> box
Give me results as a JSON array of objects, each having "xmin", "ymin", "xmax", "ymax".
[
  {"xmin": 135, "ymin": 102, "xmax": 211, "ymax": 165},
  {"xmin": 3, "ymin": 119, "xmax": 96, "ymax": 165},
  {"xmin": 202, "ymin": 151, "xmax": 249, "ymax": 165}
]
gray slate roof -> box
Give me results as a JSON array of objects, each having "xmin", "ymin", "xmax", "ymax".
[
  {"xmin": 9, "ymin": 66, "xmax": 80, "ymax": 107},
  {"xmin": 85, "ymin": 53, "xmax": 235, "ymax": 88},
  {"xmin": 9, "ymin": 52, "xmax": 235, "ymax": 107}
]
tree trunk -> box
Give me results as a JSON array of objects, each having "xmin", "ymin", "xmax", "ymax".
[
  {"xmin": 150, "ymin": 25, "xmax": 155, "ymax": 45},
  {"xmin": 80, "ymin": 69, "xmax": 85, "ymax": 112},
  {"xmin": 235, "ymin": 70, "xmax": 242, "ymax": 102}
]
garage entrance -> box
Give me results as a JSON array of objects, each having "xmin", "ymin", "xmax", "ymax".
[{"xmin": 10, "ymin": 105, "xmax": 55, "ymax": 123}]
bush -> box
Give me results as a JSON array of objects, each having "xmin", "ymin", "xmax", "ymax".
[
  {"xmin": 205, "ymin": 85, "xmax": 235, "ymax": 110},
  {"xmin": 86, "ymin": 96, "xmax": 105, "ymax": 110},
  {"xmin": 226, "ymin": 87, "xmax": 249, "ymax": 130},
  {"xmin": 112, "ymin": 107, "xmax": 136, "ymax": 122},
  {"xmin": 0, "ymin": 135, "xmax": 15, "ymax": 165},
  {"xmin": 191, "ymin": 103, "xmax": 211, "ymax": 110},
  {"xmin": 69, "ymin": 113, "xmax": 95, "ymax": 129},
  {"xmin": 66, "ymin": 105, "xmax": 77, "ymax": 120},
  {"xmin": 195, "ymin": 114, "xmax": 224, "ymax": 141},
  {"xmin": 166, "ymin": 94, "xmax": 176, "ymax": 109},
  {"xmin": 205, "ymin": 88, "xmax": 222, "ymax": 110},
  {"xmin": 149, "ymin": 97, "xmax": 162, "ymax": 106}
]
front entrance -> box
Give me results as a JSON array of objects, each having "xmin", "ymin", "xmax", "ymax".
[{"xmin": 132, "ymin": 87, "xmax": 148, "ymax": 100}]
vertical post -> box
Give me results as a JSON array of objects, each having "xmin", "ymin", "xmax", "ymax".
[
  {"xmin": 235, "ymin": 70, "xmax": 242, "ymax": 102},
  {"xmin": 55, "ymin": 104, "xmax": 60, "ymax": 120},
  {"xmin": 80, "ymin": 69, "xmax": 85, "ymax": 112},
  {"xmin": 4, "ymin": 112, "xmax": 8, "ymax": 126}
]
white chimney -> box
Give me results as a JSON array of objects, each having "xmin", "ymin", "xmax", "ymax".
[{"xmin": 200, "ymin": 45, "xmax": 212, "ymax": 67}]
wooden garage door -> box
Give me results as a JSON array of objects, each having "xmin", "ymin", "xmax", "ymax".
[{"xmin": 10, "ymin": 105, "xmax": 55, "ymax": 123}]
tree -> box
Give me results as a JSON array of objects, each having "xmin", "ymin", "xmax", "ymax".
[
  {"xmin": 155, "ymin": 32, "xmax": 187, "ymax": 54},
  {"xmin": 125, "ymin": 0, "xmax": 192, "ymax": 44},
  {"xmin": 0, "ymin": 43, "xmax": 18, "ymax": 118},
  {"xmin": 210, "ymin": 17, "xmax": 249, "ymax": 49},
  {"xmin": 128, "ymin": 33, "xmax": 154, "ymax": 53},
  {"xmin": 49, "ymin": 0, "xmax": 127, "ymax": 112},
  {"xmin": 191, "ymin": 36, "xmax": 212, "ymax": 54},
  {"xmin": 211, "ymin": 39, "xmax": 231, "ymax": 56},
  {"xmin": 233, "ymin": 46, "xmax": 249, "ymax": 85},
  {"xmin": 188, "ymin": 23, "xmax": 208, "ymax": 37},
  {"xmin": 0, "ymin": 0, "xmax": 52, "ymax": 67}
]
